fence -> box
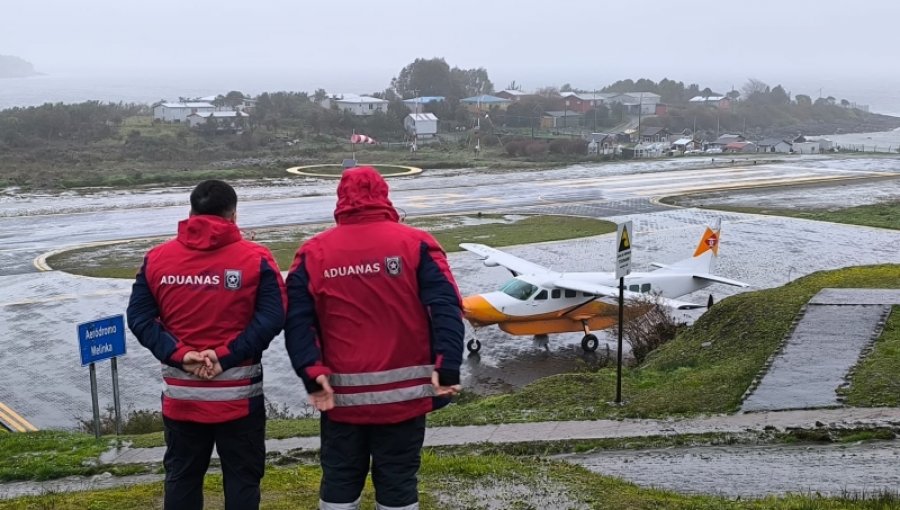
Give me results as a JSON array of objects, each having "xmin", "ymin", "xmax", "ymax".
[{"xmin": 835, "ymin": 144, "xmax": 899, "ymax": 153}]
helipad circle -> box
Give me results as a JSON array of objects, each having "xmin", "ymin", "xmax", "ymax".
[{"xmin": 286, "ymin": 164, "xmax": 422, "ymax": 178}]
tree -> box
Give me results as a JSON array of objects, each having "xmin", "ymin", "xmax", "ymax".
[
  {"xmin": 224, "ymin": 91, "xmax": 246, "ymax": 108},
  {"xmin": 506, "ymin": 80, "xmax": 522, "ymax": 91},
  {"xmin": 742, "ymin": 79, "xmax": 769, "ymax": 101},
  {"xmin": 450, "ymin": 66, "xmax": 494, "ymax": 98},
  {"xmin": 795, "ymin": 94, "xmax": 812, "ymax": 107},
  {"xmin": 560, "ymin": 83, "xmax": 573, "ymax": 92},
  {"xmin": 391, "ymin": 58, "xmax": 453, "ymax": 98},
  {"xmin": 770, "ymin": 85, "xmax": 790, "ymax": 105},
  {"xmin": 313, "ymin": 88, "xmax": 328, "ymax": 103},
  {"xmin": 726, "ymin": 90, "xmax": 741, "ymax": 100}
]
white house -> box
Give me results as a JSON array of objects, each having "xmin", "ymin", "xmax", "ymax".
[
  {"xmin": 404, "ymin": 113, "xmax": 438, "ymax": 138},
  {"xmin": 609, "ymin": 92, "xmax": 660, "ymax": 115},
  {"xmin": 153, "ymin": 102, "xmax": 216, "ymax": 123},
  {"xmin": 322, "ymin": 94, "xmax": 388, "ymax": 116},
  {"xmin": 187, "ymin": 110, "xmax": 250, "ymax": 130},
  {"xmin": 757, "ymin": 138, "xmax": 792, "ymax": 153},
  {"xmin": 793, "ymin": 141, "xmax": 820, "ymax": 154}
]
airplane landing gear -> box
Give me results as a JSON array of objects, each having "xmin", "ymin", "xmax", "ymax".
[
  {"xmin": 580, "ymin": 320, "xmax": 599, "ymax": 352},
  {"xmin": 581, "ymin": 334, "xmax": 599, "ymax": 352},
  {"xmin": 466, "ymin": 338, "xmax": 482, "ymax": 354}
]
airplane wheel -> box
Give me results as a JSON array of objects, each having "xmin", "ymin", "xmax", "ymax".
[
  {"xmin": 467, "ymin": 339, "xmax": 482, "ymax": 354},
  {"xmin": 581, "ymin": 334, "xmax": 599, "ymax": 352}
]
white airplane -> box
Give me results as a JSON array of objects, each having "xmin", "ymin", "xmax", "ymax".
[{"xmin": 460, "ymin": 222, "xmax": 749, "ymax": 353}]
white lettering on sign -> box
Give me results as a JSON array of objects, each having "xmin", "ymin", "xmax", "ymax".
[
  {"xmin": 90, "ymin": 343, "xmax": 114, "ymax": 356},
  {"xmin": 84, "ymin": 325, "xmax": 117, "ymax": 340}
]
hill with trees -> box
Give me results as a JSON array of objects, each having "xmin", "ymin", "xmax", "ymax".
[{"xmin": 0, "ymin": 55, "xmax": 39, "ymax": 78}]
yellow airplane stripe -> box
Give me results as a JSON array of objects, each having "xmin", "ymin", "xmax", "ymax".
[{"xmin": 0, "ymin": 402, "xmax": 38, "ymax": 432}]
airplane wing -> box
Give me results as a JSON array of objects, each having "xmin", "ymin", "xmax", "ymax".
[
  {"xmin": 554, "ymin": 277, "xmax": 705, "ymax": 310},
  {"xmin": 459, "ymin": 243, "xmax": 550, "ymax": 276},
  {"xmin": 691, "ymin": 273, "xmax": 750, "ymax": 288}
]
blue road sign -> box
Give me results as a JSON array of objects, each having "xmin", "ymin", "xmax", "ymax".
[{"xmin": 78, "ymin": 314, "xmax": 126, "ymax": 366}]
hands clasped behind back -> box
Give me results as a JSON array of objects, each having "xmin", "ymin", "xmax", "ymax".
[{"xmin": 182, "ymin": 350, "xmax": 224, "ymax": 379}]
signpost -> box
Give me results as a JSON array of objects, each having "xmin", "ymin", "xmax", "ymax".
[
  {"xmin": 78, "ymin": 314, "xmax": 126, "ymax": 438},
  {"xmin": 614, "ymin": 221, "xmax": 633, "ymax": 404}
]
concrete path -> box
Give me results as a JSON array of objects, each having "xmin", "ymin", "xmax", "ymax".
[
  {"xmin": 742, "ymin": 289, "xmax": 900, "ymax": 412},
  {"xmin": 104, "ymin": 407, "xmax": 900, "ymax": 466}
]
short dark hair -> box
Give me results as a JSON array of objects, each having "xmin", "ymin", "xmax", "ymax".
[{"xmin": 190, "ymin": 180, "xmax": 237, "ymax": 217}]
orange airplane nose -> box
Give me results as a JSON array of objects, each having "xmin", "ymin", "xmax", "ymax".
[{"xmin": 462, "ymin": 295, "xmax": 506, "ymax": 325}]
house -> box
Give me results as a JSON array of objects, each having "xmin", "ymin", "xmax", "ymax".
[
  {"xmin": 540, "ymin": 110, "xmax": 583, "ymax": 129},
  {"xmin": 403, "ymin": 96, "xmax": 445, "ymax": 113},
  {"xmin": 689, "ymin": 95, "xmax": 733, "ymax": 111},
  {"xmin": 724, "ymin": 141, "xmax": 758, "ymax": 153},
  {"xmin": 322, "ymin": 94, "xmax": 389, "ymax": 116},
  {"xmin": 560, "ymin": 92, "xmax": 609, "ymax": 113},
  {"xmin": 404, "ymin": 113, "xmax": 438, "ymax": 138},
  {"xmin": 153, "ymin": 102, "xmax": 216, "ymax": 123},
  {"xmin": 609, "ymin": 92, "xmax": 660, "ymax": 115},
  {"xmin": 460, "ymin": 94, "xmax": 512, "ymax": 112},
  {"xmin": 671, "ymin": 137, "xmax": 701, "ymax": 152},
  {"xmin": 757, "ymin": 138, "xmax": 792, "ymax": 153},
  {"xmin": 793, "ymin": 141, "xmax": 820, "ymax": 154},
  {"xmin": 639, "ymin": 127, "xmax": 669, "ymax": 143},
  {"xmin": 586, "ymin": 132, "xmax": 619, "ymax": 155},
  {"xmin": 496, "ymin": 90, "xmax": 529, "ymax": 101},
  {"xmin": 708, "ymin": 134, "xmax": 745, "ymax": 149},
  {"xmin": 808, "ymin": 138, "xmax": 834, "ymax": 151},
  {"xmin": 186, "ymin": 110, "xmax": 250, "ymax": 131}
]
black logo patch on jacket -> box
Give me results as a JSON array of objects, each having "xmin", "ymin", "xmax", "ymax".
[
  {"xmin": 224, "ymin": 269, "xmax": 242, "ymax": 290},
  {"xmin": 385, "ymin": 256, "xmax": 402, "ymax": 277}
]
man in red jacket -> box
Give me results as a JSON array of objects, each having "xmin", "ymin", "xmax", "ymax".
[
  {"xmin": 127, "ymin": 179, "xmax": 286, "ymax": 510},
  {"xmin": 285, "ymin": 166, "xmax": 464, "ymax": 510}
]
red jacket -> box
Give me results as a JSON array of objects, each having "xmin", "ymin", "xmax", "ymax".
[
  {"xmin": 127, "ymin": 215, "xmax": 286, "ymax": 423},
  {"xmin": 285, "ymin": 167, "xmax": 464, "ymax": 424}
]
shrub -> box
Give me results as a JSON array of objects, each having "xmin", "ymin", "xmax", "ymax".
[
  {"xmin": 524, "ymin": 141, "xmax": 548, "ymax": 157},
  {"xmin": 623, "ymin": 297, "xmax": 687, "ymax": 364}
]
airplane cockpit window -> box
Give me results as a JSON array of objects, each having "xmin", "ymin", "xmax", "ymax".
[
  {"xmin": 551, "ymin": 289, "xmax": 561, "ymax": 299},
  {"xmin": 629, "ymin": 284, "xmax": 640, "ymax": 292},
  {"xmin": 535, "ymin": 290, "xmax": 548, "ymax": 300},
  {"xmin": 641, "ymin": 283, "xmax": 652, "ymax": 293},
  {"xmin": 500, "ymin": 279, "xmax": 538, "ymax": 300}
]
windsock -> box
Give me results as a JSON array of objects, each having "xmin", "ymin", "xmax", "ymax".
[{"xmin": 350, "ymin": 134, "xmax": 376, "ymax": 144}]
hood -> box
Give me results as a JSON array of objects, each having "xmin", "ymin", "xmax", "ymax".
[
  {"xmin": 176, "ymin": 214, "xmax": 242, "ymax": 251},
  {"xmin": 334, "ymin": 166, "xmax": 400, "ymax": 224}
]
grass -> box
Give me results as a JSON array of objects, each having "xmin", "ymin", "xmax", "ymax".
[
  {"xmin": 46, "ymin": 214, "xmax": 616, "ymax": 278},
  {"xmin": 428, "ymin": 264, "xmax": 900, "ymax": 426},
  {"xmin": 843, "ymin": 306, "xmax": 900, "ymax": 406},
  {"xmin": 665, "ymin": 197, "xmax": 900, "ymax": 231},
  {"xmin": 2, "ymin": 452, "xmax": 899, "ymax": 509},
  {"xmin": 0, "ymin": 431, "xmax": 143, "ymax": 482}
]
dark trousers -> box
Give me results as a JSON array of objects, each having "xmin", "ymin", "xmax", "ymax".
[
  {"xmin": 320, "ymin": 414, "xmax": 426, "ymax": 508},
  {"xmin": 163, "ymin": 410, "xmax": 266, "ymax": 510}
]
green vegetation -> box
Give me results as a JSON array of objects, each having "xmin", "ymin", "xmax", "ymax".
[
  {"xmin": 123, "ymin": 418, "xmax": 321, "ymax": 449},
  {"xmin": 0, "ymin": 431, "xmax": 142, "ymax": 482},
  {"xmin": 844, "ymin": 306, "xmax": 900, "ymax": 406},
  {"xmin": 666, "ymin": 198, "xmax": 900, "ymax": 231},
  {"xmin": 2, "ymin": 452, "xmax": 899, "ymax": 509},
  {"xmin": 429, "ymin": 265, "xmax": 900, "ymax": 425},
  {"xmin": 46, "ymin": 215, "xmax": 616, "ymax": 278}
]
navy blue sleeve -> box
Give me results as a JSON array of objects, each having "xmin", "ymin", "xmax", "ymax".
[
  {"xmin": 417, "ymin": 241, "xmax": 465, "ymax": 386},
  {"xmin": 126, "ymin": 257, "xmax": 181, "ymax": 367},
  {"xmin": 284, "ymin": 253, "xmax": 327, "ymax": 394},
  {"xmin": 217, "ymin": 257, "xmax": 286, "ymax": 371}
]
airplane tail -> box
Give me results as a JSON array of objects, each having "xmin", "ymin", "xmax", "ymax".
[
  {"xmin": 651, "ymin": 219, "xmax": 749, "ymax": 289},
  {"xmin": 653, "ymin": 219, "xmax": 721, "ymax": 274}
]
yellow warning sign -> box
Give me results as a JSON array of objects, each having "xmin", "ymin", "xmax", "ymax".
[
  {"xmin": 618, "ymin": 226, "xmax": 631, "ymax": 252},
  {"xmin": 615, "ymin": 221, "xmax": 632, "ymax": 278}
]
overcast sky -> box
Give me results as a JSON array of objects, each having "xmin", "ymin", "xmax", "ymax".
[{"xmin": 4, "ymin": 0, "xmax": 900, "ymax": 97}]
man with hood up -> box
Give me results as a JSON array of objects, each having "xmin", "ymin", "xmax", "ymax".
[
  {"xmin": 285, "ymin": 166, "xmax": 464, "ymax": 510},
  {"xmin": 127, "ymin": 179, "xmax": 286, "ymax": 510}
]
